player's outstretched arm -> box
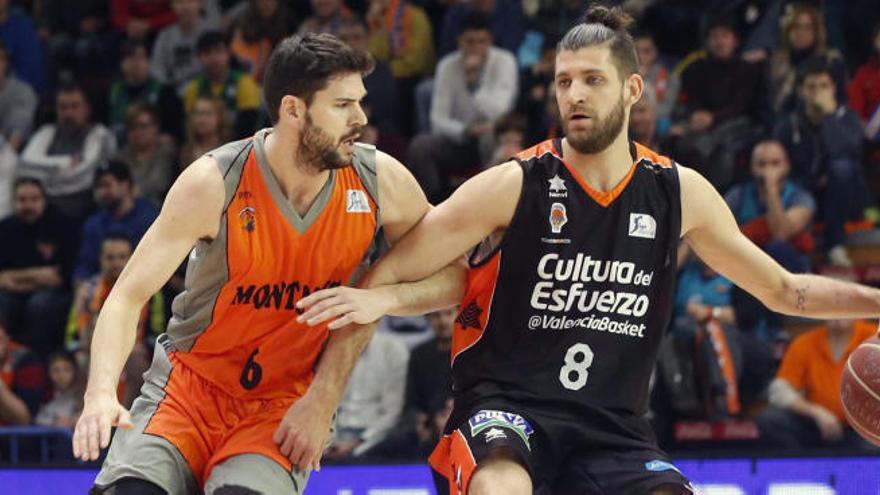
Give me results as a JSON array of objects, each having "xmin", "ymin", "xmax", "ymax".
[
  {"xmin": 297, "ymin": 156, "xmax": 523, "ymax": 327},
  {"xmin": 680, "ymin": 165, "xmax": 880, "ymax": 319},
  {"xmin": 72, "ymin": 156, "xmax": 224, "ymax": 461}
]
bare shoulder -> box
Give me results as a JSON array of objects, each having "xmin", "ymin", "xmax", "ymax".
[
  {"xmin": 161, "ymin": 155, "xmax": 226, "ymax": 240},
  {"xmin": 441, "ymin": 160, "xmax": 523, "ymax": 231},
  {"xmin": 676, "ymin": 163, "xmax": 736, "ymax": 236}
]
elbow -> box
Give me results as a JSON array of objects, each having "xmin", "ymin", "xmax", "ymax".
[{"xmin": 765, "ymin": 271, "xmax": 798, "ymax": 314}]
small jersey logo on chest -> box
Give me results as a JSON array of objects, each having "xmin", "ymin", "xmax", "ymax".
[
  {"xmin": 628, "ymin": 213, "xmax": 656, "ymax": 239},
  {"xmin": 346, "ymin": 189, "xmax": 371, "ymax": 213}
]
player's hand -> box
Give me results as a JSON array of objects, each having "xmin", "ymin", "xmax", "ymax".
[
  {"xmin": 72, "ymin": 392, "xmax": 134, "ymax": 461},
  {"xmin": 811, "ymin": 405, "xmax": 844, "ymax": 441},
  {"xmin": 273, "ymin": 393, "xmax": 334, "ymax": 471},
  {"xmin": 296, "ymin": 286, "xmax": 393, "ymax": 329}
]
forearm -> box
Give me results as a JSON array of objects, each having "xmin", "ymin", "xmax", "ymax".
[
  {"xmin": 305, "ymin": 322, "xmax": 379, "ymax": 415},
  {"xmin": 764, "ymin": 187, "xmax": 792, "ymax": 240},
  {"xmin": 364, "ymin": 260, "xmax": 465, "ymax": 316},
  {"xmin": 0, "ymin": 388, "xmax": 31, "ymax": 425},
  {"xmin": 771, "ymin": 272, "xmax": 880, "ymax": 318},
  {"xmin": 84, "ymin": 295, "xmax": 143, "ymax": 398}
]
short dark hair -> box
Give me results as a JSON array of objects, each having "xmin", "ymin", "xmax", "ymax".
[
  {"xmin": 94, "ymin": 160, "xmax": 133, "ymax": 185},
  {"xmin": 196, "ymin": 30, "xmax": 228, "ymax": 54},
  {"xmin": 56, "ymin": 81, "xmax": 87, "ymax": 102},
  {"xmin": 262, "ymin": 33, "xmax": 374, "ymax": 124},
  {"xmin": 102, "ymin": 231, "xmax": 134, "ymax": 249},
  {"xmin": 704, "ymin": 13, "xmax": 739, "ymax": 39},
  {"xmin": 558, "ymin": 4, "xmax": 638, "ymax": 81},
  {"xmin": 121, "ymin": 38, "xmax": 149, "ymax": 59},
  {"xmin": 798, "ymin": 57, "xmax": 834, "ymax": 86},
  {"xmin": 459, "ymin": 12, "xmax": 491, "ymax": 35},
  {"xmin": 13, "ymin": 176, "xmax": 45, "ymax": 195},
  {"xmin": 47, "ymin": 350, "xmax": 78, "ymax": 370}
]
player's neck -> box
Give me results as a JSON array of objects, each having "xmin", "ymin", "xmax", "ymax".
[
  {"xmin": 560, "ymin": 133, "xmax": 633, "ymax": 192},
  {"xmin": 263, "ymin": 130, "xmax": 331, "ymax": 213}
]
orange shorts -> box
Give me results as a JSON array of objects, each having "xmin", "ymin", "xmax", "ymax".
[{"xmin": 144, "ymin": 352, "xmax": 296, "ymax": 485}]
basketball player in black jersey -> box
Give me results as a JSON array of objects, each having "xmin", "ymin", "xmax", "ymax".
[{"xmin": 298, "ymin": 6, "xmax": 880, "ymax": 495}]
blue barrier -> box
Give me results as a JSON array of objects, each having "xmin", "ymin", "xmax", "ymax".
[
  {"xmin": 0, "ymin": 458, "xmax": 879, "ymax": 494},
  {"xmin": 0, "ymin": 426, "xmax": 73, "ymax": 463}
]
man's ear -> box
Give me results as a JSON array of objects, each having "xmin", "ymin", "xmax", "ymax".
[
  {"xmin": 627, "ymin": 73, "xmax": 644, "ymax": 107},
  {"xmin": 279, "ymin": 95, "xmax": 307, "ymax": 125}
]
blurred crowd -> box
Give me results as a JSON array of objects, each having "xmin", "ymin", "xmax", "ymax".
[{"xmin": 0, "ymin": 0, "xmax": 879, "ymax": 463}]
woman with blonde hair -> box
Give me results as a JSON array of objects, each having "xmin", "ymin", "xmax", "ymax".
[
  {"xmin": 769, "ymin": 3, "xmax": 847, "ymax": 115},
  {"xmin": 179, "ymin": 94, "xmax": 231, "ymax": 169}
]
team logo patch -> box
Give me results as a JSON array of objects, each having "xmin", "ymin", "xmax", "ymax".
[
  {"xmin": 548, "ymin": 174, "xmax": 567, "ymax": 198},
  {"xmin": 239, "ymin": 207, "xmax": 256, "ymax": 232},
  {"xmin": 346, "ymin": 189, "xmax": 371, "ymax": 213},
  {"xmin": 645, "ymin": 460, "xmax": 682, "ymax": 474},
  {"xmin": 469, "ymin": 410, "xmax": 534, "ymax": 450},
  {"xmin": 483, "ymin": 428, "xmax": 507, "ymax": 442},
  {"xmin": 549, "ymin": 202, "xmax": 568, "ymax": 234},
  {"xmin": 628, "ymin": 213, "xmax": 656, "ymax": 239},
  {"xmin": 455, "ymin": 301, "xmax": 483, "ymax": 330}
]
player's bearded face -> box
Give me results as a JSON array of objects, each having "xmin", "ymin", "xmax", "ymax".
[
  {"xmin": 298, "ymin": 112, "xmax": 362, "ymax": 171},
  {"xmin": 563, "ymin": 91, "xmax": 626, "ymax": 154}
]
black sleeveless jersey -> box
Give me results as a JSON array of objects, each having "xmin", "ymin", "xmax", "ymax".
[{"xmin": 451, "ymin": 139, "xmax": 681, "ymax": 416}]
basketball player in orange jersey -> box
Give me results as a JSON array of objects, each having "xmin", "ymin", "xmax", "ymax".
[
  {"xmin": 298, "ymin": 6, "xmax": 880, "ymax": 495},
  {"xmin": 71, "ymin": 33, "xmax": 463, "ymax": 494}
]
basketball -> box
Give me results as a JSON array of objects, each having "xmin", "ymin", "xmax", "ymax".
[{"xmin": 841, "ymin": 335, "xmax": 880, "ymax": 446}]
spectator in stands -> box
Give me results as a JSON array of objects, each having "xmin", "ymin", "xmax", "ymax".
[
  {"xmin": 179, "ymin": 94, "xmax": 231, "ymax": 168},
  {"xmin": 438, "ymin": 0, "xmax": 524, "ymax": 58},
  {"xmin": 671, "ymin": 259, "xmax": 736, "ymax": 336},
  {"xmin": 634, "ymin": 28, "xmax": 678, "ymax": 125},
  {"xmin": 486, "ymin": 113, "xmax": 527, "ymax": 168},
  {"xmin": 183, "ymin": 30, "xmax": 261, "ymax": 139},
  {"xmin": 0, "ymin": 42, "xmax": 36, "ymax": 151},
  {"xmin": 407, "ymin": 13, "xmax": 518, "ymax": 203},
  {"xmin": 671, "ymin": 15, "xmax": 764, "ymax": 190},
  {"xmin": 34, "ymin": 351, "xmax": 81, "ymax": 428},
  {"xmin": 109, "ymin": 39, "xmax": 184, "ymax": 144},
  {"xmin": 73, "ymin": 162, "xmax": 159, "ymax": 285},
  {"xmin": 297, "ymin": 0, "xmax": 354, "ymax": 37},
  {"xmin": 774, "ymin": 59, "xmax": 867, "ymax": 266},
  {"xmin": 329, "ymin": 331, "xmax": 409, "ymax": 460},
  {"xmin": 113, "ymin": 104, "xmax": 176, "ymax": 206},
  {"xmin": 230, "ymin": 0, "xmax": 293, "ymax": 83},
  {"xmin": 0, "ymin": 317, "xmax": 46, "ymax": 425},
  {"xmin": 67, "ymin": 234, "xmax": 161, "ymax": 407},
  {"xmin": 629, "ymin": 83, "xmax": 663, "ymax": 151},
  {"xmin": 366, "ymin": 0, "xmax": 435, "ymax": 82},
  {"xmin": 338, "ymin": 16, "xmax": 400, "ymax": 135},
  {"xmin": 151, "ymin": 0, "xmax": 219, "ymax": 92},
  {"xmin": 20, "ymin": 83, "xmax": 116, "ymax": 221},
  {"xmin": 36, "ymin": 0, "xmax": 110, "ymax": 85},
  {"xmin": 849, "ymin": 24, "xmax": 880, "ymax": 134},
  {"xmin": 405, "ymin": 307, "xmax": 454, "ymax": 456},
  {"xmin": 725, "ymin": 140, "xmax": 815, "ymax": 273},
  {"xmin": 768, "ymin": 3, "xmax": 848, "ymax": 116},
  {"xmin": 0, "ymin": 178, "xmax": 75, "ymax": 358},
  {"xmin": 757, "ymin": 319, "xmax": 876, "ymax": 449},
  {"xmin": 111, "ymin": 0, "xmax": 176, "ymax": 40},
  {"xmin": 0, "ymin": 0, "xmax": 43, "ymax": 93}
]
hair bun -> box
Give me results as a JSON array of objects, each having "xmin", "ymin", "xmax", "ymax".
[{"xmin": 582, "ymin": 5, "xmax": 633, "ymax": 31}]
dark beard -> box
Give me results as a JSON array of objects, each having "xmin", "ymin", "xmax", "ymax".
[
  {"xmin": 298, "ymin": 114, "xmax": 359, "ymax": 171},
  {"xmin": 565, "ymin": 95, "xmax": 626, "ymax": 154}
]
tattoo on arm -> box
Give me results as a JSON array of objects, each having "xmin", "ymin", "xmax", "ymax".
[{"xmin": 795, "ymin": 284, "xmax": 808, "ymax": 311}]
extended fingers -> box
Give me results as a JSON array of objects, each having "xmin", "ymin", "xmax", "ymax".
[{"xmin": 296, "ymin": 288, "xmax": 342, "ymax": 312}]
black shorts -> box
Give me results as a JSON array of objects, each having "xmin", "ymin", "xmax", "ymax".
[{"xmin": 429, "ymin": 400, "xmax": 694, "ymax": 495}]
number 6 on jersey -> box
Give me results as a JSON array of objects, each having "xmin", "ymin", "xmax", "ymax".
[{"xmin": 559, "ymin": 343, "xmax": 594, "ymax": 391}]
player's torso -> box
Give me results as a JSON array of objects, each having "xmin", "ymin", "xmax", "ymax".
[
  {"xmin": 166, "ymin": 131, "xmax": 381, "ymax": 400},
  {"xmin": 452, "ymin": 140, "xmax": 681, "ymax": 415}
]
